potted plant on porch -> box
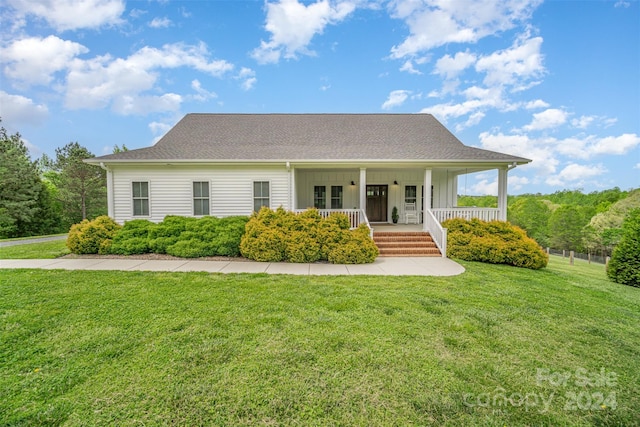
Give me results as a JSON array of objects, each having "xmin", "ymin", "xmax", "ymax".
[{"xmin": 392, "ymin": 206, "xmax": 399, "ymax": 224}]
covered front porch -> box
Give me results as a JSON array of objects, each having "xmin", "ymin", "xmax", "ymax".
[{"xmin": 288, "ymin": 163, "xmax": 513, "ymax": 257}]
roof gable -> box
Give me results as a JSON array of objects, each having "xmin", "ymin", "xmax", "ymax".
[{"xmin": 90, "ymin": 113, "xmax": 530, "ymax": 164}]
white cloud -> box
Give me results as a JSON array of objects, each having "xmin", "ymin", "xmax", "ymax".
[
  {"xmin": 589, "ymin": 134, "xmax": 640, "ymax": 156},
  {"xmin": 475, "ymin": 32, "xmax": 545, "ymax": 87},
  {"xmin": 524, "ymin": 99, "xmax": 549, "ymax": 109},
  {"xmin": 546, "ymin": 163, "xmax": 607, "ymax": 186},
  {"xmin": 469, "ymin": 178, "xmax": 498, "ymax": 196},
  {"xmin": 65, "ymin": 42, "xmax": 234, "ymax": 113},
  {"xmin": 5, "ymin": 0, "xmax": 125, "ymax": 31},
  {"xmin": 523, "ymin": 108, "xmax": 567, "ymax": 131},
  {"xmin": 190, "ymin": 79, "xmax": 217, "ymax": 101},
  {"xmin": 421, "ymin": 85, "xmax": 505, "ymax": 123},
  {"xmin": 571, "ymin": 115, "xmax": 596, "ymax": 129},
  {"xmin": 0, "ymin": 35, "xmax": 88, "ymax": 86},
  {"xmin": 389, "ymin": 0, "xmax": 542, "ymax": 58},
  {"xmin": 399, "ymin": 60, "xmax": 422, "ymax": 75},
  {"xmin": 149, "ymin": 17, "xmax": 172, "ymax": 28},
  {"xmin": 0, "ymin": 91, "xmax": 49, "ymax": 125},
  {"xmin": 149, "ymin": 121, "xmax": 172, "ymax": 136},
  {"xmin": 434, "ymin": 50, "xmax": 476, "ymax": 79},
  {"xmin": 508, "ymin": 175, "xmax": 530, "ymax": 191},
  {"xmin": 251, "ymin": 0, "xmax": 356, "ymax": 64},
  {"xmin": 236, "ymin": 67, "xmax": 257, "ymax": 91},
  {"xmin": 479, "ymin": 131, "xmax": 559, "ymax": 175},
  {"xmin": 382, "ymin": 90, "xmax": 411, "ymax": 110},
  {"xmin": 634, "ymin": 163, "xmax": 640, "ymax": 169},
  {"xmin": 112, "ymin": 93, "xmax": 182, "ymax": 115}
]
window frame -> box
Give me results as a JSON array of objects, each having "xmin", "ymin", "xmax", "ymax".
[
  {"xmin": 132, "ymin": 181, "xmax": 150, "ymax": 217},
  {"xmin": 314, "ymin": 185, "xmax": 327, "ymax": 209},
  {"xmin": 193, "ymin": 181, "xmax": 210, "ymax": 216},
  {"xmin": 253, "ymin": 181, "xmax": 270, "ymax": 212},
  {"xmin": 404, "ymin": 185, "xmax": 417, "ymax": 206},
  {"xmin": 330, "ymin": 185, "xmax": 343, "ymax": 209}
]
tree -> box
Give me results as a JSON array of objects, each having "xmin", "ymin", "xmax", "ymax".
[
  {"xmin": 548, "ymin": 205, "xmax": 591, "ymax": 251},
  {"xmin": 53, "ymin": 142, "xmax": 106, "ymax": 228},
  {"xmin": 607, "ymin": 209, "xmax": 640, "ymax": 287},
  {"xmin": 508, "ymin": 197, "xmax": 551, "ymax": 247},
  {"xmin": 0, "ymin": 125, "xmax": 43, "ymax": 238}
]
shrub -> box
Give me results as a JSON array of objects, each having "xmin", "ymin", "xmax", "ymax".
[
  {"xmin": 67, "ymin": 216, "xmax": 121, "ymax": 254},
  {"xmin": 108, "ymin": 219, "xmax": 154, "ymax": 255},
  {"xmin": 328, "ymin": 224, "xmax": 379, "ymax": 264},
  {"xmin": 442, "ymin": 218, "xmax": 548, "ymax": 269},
  {"xmin": 607, "ymin": 209, "xmax": 640, "ymax": 287},
  {"xmin": 241, "ymin": 208, "xmax": 377, "ymax": 264}
]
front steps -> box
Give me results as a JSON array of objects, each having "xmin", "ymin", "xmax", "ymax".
[{"xmin": 373, "ymin": 231, "xmax": 441, "ymax": 257}]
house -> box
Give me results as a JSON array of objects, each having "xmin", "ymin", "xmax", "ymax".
[{"xmin": 86, "ymin": 113, "xmax": 530, "ymax": 256}]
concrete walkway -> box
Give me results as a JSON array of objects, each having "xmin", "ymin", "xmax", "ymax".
[{"xmin": 0, "ymin": 257, "xmax": 465, "ymax": 276}]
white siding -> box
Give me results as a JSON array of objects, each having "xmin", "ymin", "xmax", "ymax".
[{"xmin": 110, "ymin": 165, "xmax": 289, "ymax": 224}]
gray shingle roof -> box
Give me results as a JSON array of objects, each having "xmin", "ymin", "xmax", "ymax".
[{"xmin": 89, "ymin": 113, "xmax": 531, "ymax": 164}]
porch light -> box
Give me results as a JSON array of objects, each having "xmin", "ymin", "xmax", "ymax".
[
  {"xmin": 351, "ymin": 181, "xmax": 356, "ymax": 186},
  {"xmin": 393, "ymin": 180, "xmax": 398, "ymax": 185}
]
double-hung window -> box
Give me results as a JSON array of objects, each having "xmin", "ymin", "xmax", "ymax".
[
  {"xmin": 314, "ymin": 186, "xmax": 326, "ymax": 209},
  {"xmin": 193, "ymin": 181, "xmax": 210, "ymax": 216},
  {"xmin": 253, "ymin": 181, "xmax": 270, "ymax": 212},
  {"xmin": 405, "ymin": 185, "xmax": 417, "ymax": 206},
  {"xmin": 132, "ymin": 181, "xmax": 149, "ymax": 216},
  {"xmin": 330, "ymin": 185, "xmax": 343, "ymax": 209}
]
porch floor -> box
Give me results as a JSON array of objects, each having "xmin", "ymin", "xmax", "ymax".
[{"xmin": 370, "ymin": 223, "xmax": 424, "ymax": 233}]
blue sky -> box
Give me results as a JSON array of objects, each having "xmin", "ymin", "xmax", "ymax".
[{"xmin": 1, "ymin": 0, "xmax": 638, "ymax": 195}]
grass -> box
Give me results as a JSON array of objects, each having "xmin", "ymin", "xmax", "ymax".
[
  {"xmin": 0, "ymin": 239, "xmax": 70, "ymax": 259},
  {"xmin": 1, "ymin": 256, "xmax": 639, "ymax": 426},
  {"xmin": 0, "ymin": 233, "xmax": 67, "ymax": 242}
]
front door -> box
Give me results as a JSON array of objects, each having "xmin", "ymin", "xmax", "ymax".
[{"xmin": 366, "ymin": 185, "xmax": 388, "ymax": 222}]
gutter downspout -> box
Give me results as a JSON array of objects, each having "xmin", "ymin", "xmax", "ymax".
[{"xmin": 99, "ymin": 162, "xmax": 115, "ymax": 218}]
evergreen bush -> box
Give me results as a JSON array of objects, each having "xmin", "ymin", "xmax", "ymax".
[
  {"xmin": 66, "ymin": 216, "xmax": 121, "ymax": 254},
  {"xmin": 607, "ymin": 209, "xmax": 640, "ymax": 287},
  {"xmin": 443, "ymin": 218, "xmax": 548, "ymax": 269},
  {"xmin": 240, "ymin": 208, "xmax": 377, "ymax": 264}
]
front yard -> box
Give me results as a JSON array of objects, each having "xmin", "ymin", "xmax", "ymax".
[{"xmin": 1, "ymin": 257, "xmax": 638, "ymax": 426}]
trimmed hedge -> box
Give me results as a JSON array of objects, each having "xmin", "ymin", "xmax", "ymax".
[
  {"xmin": 66, "ymin": 216, "xmax": 122, "ymax": 255},
  {"xmin": 240, "ymin": 207, "xmax": 378, "ymax": 264},
  {"xmin": 442, "ymin": 218, "xmax": 548, "ymax": 269},
  {"xmin": 67, "ymin": 215, "xmax": 248, "ymax": 257}
]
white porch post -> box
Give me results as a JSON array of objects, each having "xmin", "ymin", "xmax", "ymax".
[
  {"xmin": 423, "ymin": 168, "xmax": 432, "ymax": 231},
  {"xmin": 290, "ymin": 165, "xmax": 296, "ymax": 210},
  {"xmin": 106, "ymin": 167, "xmax": 114, "ymax": 218},
  {"xmin": 359, "ymin": 168, "xmax": 366, "ymax": 211},
  {"xmin": 498, "ymin": 167, "xmax": 508, "ymax": 221}
]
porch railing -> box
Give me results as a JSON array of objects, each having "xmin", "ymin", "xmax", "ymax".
[
  {"xmin": 423, "ymin": 209, "xmax": 447, "ymax": 258},
  {"xmin": 293, "ymin": 209, "xmax": 372, "ymax": 237},
  {"xmin": 431, "ymin": 207, "xmax": 500, "ymax": 223}
]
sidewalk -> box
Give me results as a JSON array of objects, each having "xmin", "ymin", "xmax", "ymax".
[{"xmin": 0, "ymin": 257, "xmax": 465, "ymax": 276}]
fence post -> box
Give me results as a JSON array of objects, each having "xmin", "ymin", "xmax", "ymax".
[
  {"xmin": 606, "ymin": 256, "xmax": 610, "ymax": 267},
  {"xmin": 569, "ymin": 251, "xmax": 574, "ymax": 265},
  {"xmin": 546, "ymin": 247, "xmax": 550, "ymax": 255},
  {"xmin": 562, "ymin": 249, "xmax": 565, "ymax": 258},
  {"xmin": 588, "ymin": 253, "xmax": 591, "ymax": 264}
]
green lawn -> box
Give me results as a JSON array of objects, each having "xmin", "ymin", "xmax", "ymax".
[
  {"xmin": 0, "ymin": 239, "xmax": 69, "ymax": 259},
  {"xmin": 1, "ymin": 257, "xmax": 638, "ymax": 426}
]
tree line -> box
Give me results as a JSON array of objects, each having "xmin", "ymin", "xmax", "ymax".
[
  {"xmin": 0, "ymin": 122, "xmax": 109, "ymax": 238},
  {"xmin": 459, "ymin": 186, "xmax": 640, "ymax": 256}
]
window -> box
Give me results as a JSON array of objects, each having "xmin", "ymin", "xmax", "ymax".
[
  {"xmin": 253, "ymin": 181, "xmax": 270, "ymax": 212},
  {"xmin": 405, "ymin": 185, "xmax": 417, "ymax": 205},
  {"xmin": 331, "ymin": 186, "xmax": 343, "ymax": 209},
  {"xmin": 193, "ymin": 181, "xmax": 210, "ymax": 216},
  {"xmin": 132, "ymin": 181, "xmax": 149, "ymax": 216},
  {"xmin": 314, "ymin": 185, "xmax": 326, "ymax": 209}
]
